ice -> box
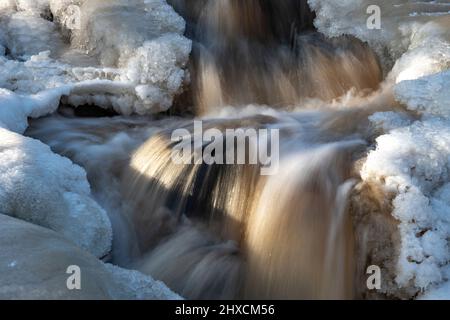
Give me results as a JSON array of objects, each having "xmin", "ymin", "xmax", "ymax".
[
  {"xmin": 311, "ymin": 0, "xmax": 450, "ymax": 297},
  {"xmin": 0, "ymin": 0, "xmax": 191, "ymax": 259},
  {"xmin": 308, "ymin": 0, "xmax": 450, "ymax": 72},
  {"xmin": 369, "ymin": 111, "xmax": 413, "ymax": 133},
  {"xmin": 389, "ymin": 17, "xmax": 450, "ymax": 83},
  {"xmin": 0, "ymin": 87, "xmax": 71, "ymax": 133},
  {"xmin": 104, "ymin": 264, "xmax": 182, "ymax": 300},
  {"xmin": 59, "ymin": 0, "xmax": 191, "ymax": 114},
  {"xmin": 0, "ymin": 0, "xmax": 191, "ymax": 299},
  {"xmin": 0, "ymin": 0, "xmax": 191, "ymax": 290},
  {"xmin": 420, "ymin": 267, "xmax": 450, "ymax": 300},
  {"xmin": 15, "ymin": 0, "xmax": 51, "ymax": 15},
  {"xmin": 0, "ymin": 0, "xmax": 192, "ymax": 115},
  {"xmin": 1, "ymin": 11, "xmax": 64, "ymax": 58},
  {"xmin": 0, "ymin": 127, "xmax": 112, "ymax": 258},
  {"xmin": 395, "ymin": 70, "xmax": 450, "ymax": 117},
  {"xmin": 362, "ymin": 113, "xmax": 450, "ymax": 294},
  {"xmin": 0, "ymin": 0, "xmax": 448, "ymax": 300},
  {"xmin": 26, "ymin": 114, "xmax": 163, "ymax": 264},
  {"xmin": 0, "ymin": 214, "xmax": 181, "ymax": 300}
]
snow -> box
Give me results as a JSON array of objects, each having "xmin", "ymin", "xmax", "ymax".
[
  {"xmin": 0, "ymin": 0, "xmax": 192, "ymax": 115},
  {"xmin": 0, "ymin": 0, "xmax": 190, "ymax": 298},
  {"xmin": 395, "ymin": 70, "xmax": 450, "ymax": 117},
  {"xmin": 368, "ymin": 111, "xmax": 413, "ymax": 133},
  {"xmin": 309, "ymin": 0, "xmax": 450, "ymax": 298},
  {"xmin": 389, "ymin": 17, "xmax": 450, "ymax": 83},
  {"xmin": 104, "ymin": 264, "xmax": 182, "ymax": 300},
  {"xmin": 0, "ymin": 214, "xmax": 181, "ymax": 300},
  {"xmin": 0, "ymin": 87, "xmax": 71, "ymax": 133},
  {"xmin": 0, "ymin": 0, "xmax": 447, "ymax": 300},
  {"xmin": 0, "ymin": 127, "xmax": 112, "ymax": 258},
  {"xmin": 64, "ymin": 0, "xmax": 192, "ymax": 114},
  {"xmin": 0, "ymin": 85, "xmax": 114, "ymax": 259},
  {"xmin": 15, "ymin": 0, "xmax": 51, "ymax": 15},
  {"xmin": 2, "ymin": 11, "xmax": 64, "ymax": 58},
  {"xmin": 362, "ymin": 118, "xmax": 450, "ymax": 291},
  {"xmin": 0, "ymin": 0, "xmax": 192, "ymax": 261},
  {"xmin": 362, "ymin": 57, "xmax": 450, "ymax": 297},
  {"xmin": 26, "ymin": 114, "xmax": 163, "ymax": 265},
  {"xmin": 420, "ymin": 267, "xmax": 450, "ymax": 300},
  {"xmin": 308, "ymin": 0, "xmax": 450, "ymax": 71}
]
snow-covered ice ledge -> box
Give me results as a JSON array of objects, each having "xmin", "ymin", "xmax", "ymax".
[
  {"xmin": 310, "ymin": 0, "xmax": 450, "ymax": 299},
  {"xmin": 0, "ymin": 0, "xmax": 190, "ymax": 299},
  {"xmin": 0, "ymin": 0, "xmax": 192, "ymax": 115},
  {"xmin": 0, "ymin": 0, "xmax": 192, "ymax": 249}
]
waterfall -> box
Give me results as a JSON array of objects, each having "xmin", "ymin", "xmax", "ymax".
[
  {"xmin": 27, "ymin": 0, "xmax": 393, "ymax": 300},
  {"xmin": 169, "ymin": 0, "xmax": 382, "ymax": 114},
  {"xmin": 115, "ymin": 0, "xmax": 386, "ymax": 299}
]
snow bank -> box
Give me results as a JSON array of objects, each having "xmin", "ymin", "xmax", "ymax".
[
  {"xmin": 0, "ymin": 83, "xmax": 112, "ymax": 258},
  {"xmin": 1, "ymin": 11, "xmax": 64, "ymax": 58},
  {"xmin": 0, "ymin": 214, "xmax": 181, "ymax": 300},
  {"xmin": 395, "ymin": 70, "xmax": 450, "ymax": 117},
  {"xmin": 389, "ymin": 17, "xmax": 450, "ymax": 83},
  {"xmin": 363, "ymin": 117, "xmax": 450, "ymax": 292},
  {"xmin": 0, "ymin": 0, "xmax": 191, "ymax": 261},
  {"xmin": 0, "ymin": 48, "xmax": 113, "ymax": 260},
  {"xmin": 361, "ymin": 45, "xmax": 450, "ymax": 297},
  {"xmin": 0, "ymin": 127, "xmax": 112, "ymax": 258},
  {"xmin": 310, "ymin": 0, "xmax": 450, "ymax": 298},
  {"xmin": 0, "ymin": 0, "xmax": 190, "ymax": 294},
  {"xmin": 308, "ymin": 0, "xmax": 450, "ymax": 72},
  {"xmin": 0, "ymin": 0, "xmax": 192, "ymax": 115},
  {"xmin": 420, "ymin": 266, "xmax": 450, "ymax": 300},
  {"xmin": 14, "ymin": 0, "xmax": 51, "ymax": 15},
  {"xmin": 62, "ymin": 0, "xmax": 192, "ymax": 114},
  {"xmin": 104, "ymin": 264, "xmax": 181, "ymax": 300},
  {"xmin": 0, "ymin": 87, "xmax": 71, "ymax": 133}
]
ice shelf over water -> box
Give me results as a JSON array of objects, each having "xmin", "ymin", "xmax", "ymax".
[{"xmin": 0, "ymin": 0, "xmax": 192, "ymax": 115}]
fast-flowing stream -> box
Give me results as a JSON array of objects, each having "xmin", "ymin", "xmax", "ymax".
[{"xmin": 28, "ymin": 0, "xmax": 395, "ymax": 299}]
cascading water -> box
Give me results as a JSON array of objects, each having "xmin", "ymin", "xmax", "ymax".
[
  {"xmin": 28, "ymin": 0, "xmax": 390, "ymax": 299},
  {"xmin": 169, "ymin": 0, "xmax": 382, "ymax": 113},
  {"xmin": 117, "ymin": 0, "xmax": 385, "ymax": 299}
]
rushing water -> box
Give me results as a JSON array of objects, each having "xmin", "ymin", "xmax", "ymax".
[
  {"xmin": 28, "ymin": 0, "xmax": 390, "ymax": 299},
  {"xmin": 169, "ymin": 0, "xmax": 382, "ymax": 114}
]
